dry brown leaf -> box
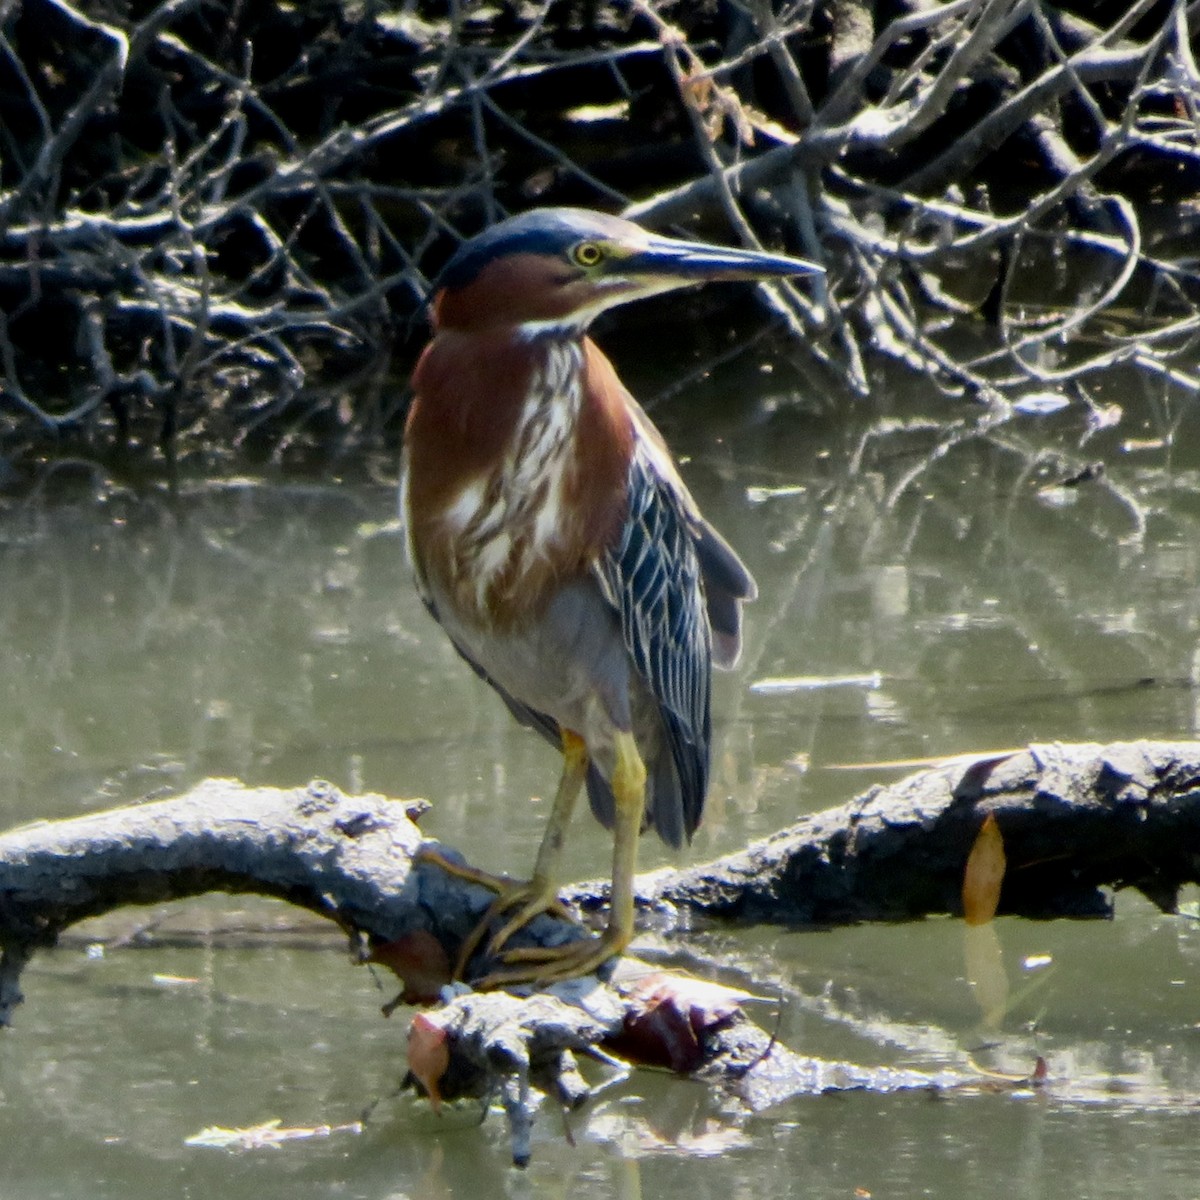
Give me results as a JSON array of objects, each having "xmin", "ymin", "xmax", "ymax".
[
  {"xmin": 962, "ymin": 812, "xmax": 1006, "ymax": 926},
  {"xmin": 608, "ymin": 972, "xmax": 750, "ymax": 1073},
  {"xmin": 369, "ymin": 930, "xmax": 452, "ymax": 1006},
  {"xmin": 407, "ymin": 1013, "xmax": 451, "ymax": 1114}
]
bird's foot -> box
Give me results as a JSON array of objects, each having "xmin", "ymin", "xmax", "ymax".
[
  {"xmin": 472, "ymin": 923, "xmax": 631, "ymax": 991},
  {"xmin": 454, "ymin": 878, "xmax": 580, "ymax": 980},
  {"xmin": 416, "ymin": 847, "xmax": 579, "ymax": 979},
  {"xmin": 481, "ymin": 880, "xmax": 578, "ymax": 956}
]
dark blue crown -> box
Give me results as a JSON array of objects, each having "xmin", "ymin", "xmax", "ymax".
[{"xmin": 431, "ymin": 208, "xmax": 629, "ymax": 296}]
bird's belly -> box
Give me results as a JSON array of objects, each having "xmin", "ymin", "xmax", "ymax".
[{"xmin": 429, "ymin": 574, "xmax": 637, "ymax": 745}]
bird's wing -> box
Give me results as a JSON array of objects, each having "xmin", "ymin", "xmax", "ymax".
[
  {"xmin": 594, "ymin": 441, "xmax": 712, "ymax": 839},
  {"xmin": 621, "ymin": 391, "xmax": 755, "ymax": 668}
]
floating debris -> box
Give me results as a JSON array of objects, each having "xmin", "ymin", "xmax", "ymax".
[
  {"xmin": 746, "ymin": 484, "xmax": 808, "ymax": 505},
  {"xmin": 186, "ymin": 1119, "xmax": 362, "ymax": 1151},
  {"xmin": 1012, "ymin": 391, "xmax": 1070, "ymax": 415},
  {"xmin": 750, "ymin": 673, "xmax": 882, "ymax": 694}
]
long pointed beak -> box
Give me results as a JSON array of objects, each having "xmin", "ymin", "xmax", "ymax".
[{"xmin": 624, "ymin": 234, "xmax": 823, "ymax": 284}]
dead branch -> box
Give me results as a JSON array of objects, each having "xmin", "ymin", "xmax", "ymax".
[
  {"xmin": 624, "ymin": 740, "xmax": 1200, "ymax": 924},
  {"xmin": 3, "ymin": 741, "xmax": 1199, "ymax": 1009}
]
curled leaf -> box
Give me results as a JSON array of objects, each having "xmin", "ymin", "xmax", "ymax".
[
  {"xmin": 407, "ymin": 1013, "xmax": 451, "ymax": 1114},
  {"xmin": 608, "ymin": 972, "xmax": 751, "ymax": 1073},
  {"xmin": 962, "ymin": 812, "xmax": 1006, "ymax": 926}
]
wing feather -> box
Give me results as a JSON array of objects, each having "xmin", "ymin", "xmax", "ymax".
[{"xmin": 595, "ymin": 444, "xmax": 712, "ymax": 841}]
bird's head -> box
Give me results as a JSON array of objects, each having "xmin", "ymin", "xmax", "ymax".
[{"xmin": 428, "ymin": 207, "xmax": 822, "ymax": 335}]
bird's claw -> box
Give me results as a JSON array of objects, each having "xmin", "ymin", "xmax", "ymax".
[
  {"xmin": 453, "ymin": 879, "xmax": 580, "ymax": 979},
  {"xmin": 419, "ymin": 847, "xmax": 583, "ymax": 980},
  {"xmin": 484, "ymin": 887, "xmax": 577, "ymax": 957},
  {"xmin": 472, "ymin": 925, "xmax": 628, "ymax": 991}
]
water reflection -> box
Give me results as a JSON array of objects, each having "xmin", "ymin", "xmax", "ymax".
[{"xmin": 2, "ymin": 347, "xmax": 1200, "ymax": 1197}]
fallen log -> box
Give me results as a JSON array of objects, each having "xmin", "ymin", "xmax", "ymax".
[
  {"xmin": 0, "ymin": 740, "xmax": 1195, "ymax": 1161},
  {"xmin": 616, "ymin": 739, "xmax": 1200, "ymax": 925}
]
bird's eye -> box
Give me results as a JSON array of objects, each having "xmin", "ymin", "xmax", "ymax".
[{"xmin": 572, "ymin": 241, "xmax": 605, "ymax": 267}]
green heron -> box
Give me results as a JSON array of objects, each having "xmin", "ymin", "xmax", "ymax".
[{"xmin": 403, "ymin": 207, "xmax": 821, "ymax": 987}]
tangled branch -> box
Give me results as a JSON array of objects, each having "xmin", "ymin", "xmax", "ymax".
[{"xmin": 0, "ymin": 0, "xmax": 1196, "ymax": 463}]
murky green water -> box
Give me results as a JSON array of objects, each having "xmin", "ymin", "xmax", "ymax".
[{"xmin": 3, "ymin": 337, "xmax": 1200, "ymax": 1198}]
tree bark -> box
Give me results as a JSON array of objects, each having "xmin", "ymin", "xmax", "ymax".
[{"xmin": 613, "ymin": 739, "xmax": 1200, "ymax": 925}]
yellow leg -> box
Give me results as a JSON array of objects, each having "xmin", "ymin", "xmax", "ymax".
[
  {"xmin": 483, "ymin": 730, "xmax": 589, "ymax": 954},
  {"xmin": 475, "ymin": 729, "xmax": 646, "ymax": 989},
  {"xmin": 419, "ymin": 731, "xmax": 589, "ymax": 979}
]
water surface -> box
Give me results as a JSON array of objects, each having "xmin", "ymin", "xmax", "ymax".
[{"xmin": 2, "ymin": 339, "xmax": 1199, "ymax": 1198}]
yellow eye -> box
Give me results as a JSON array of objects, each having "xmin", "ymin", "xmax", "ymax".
[{"xmin": 572, "ymin": 241, "xmax": 604, "ymax": 268}]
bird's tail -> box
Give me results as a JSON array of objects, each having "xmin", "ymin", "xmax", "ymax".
[
  {"xmin": 584, "ymin": 745, "xmax": 693, "ymax": 850},
  {"xmin": 694, "ymin": 521, "xmax": 757, "ymax": 669}
]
